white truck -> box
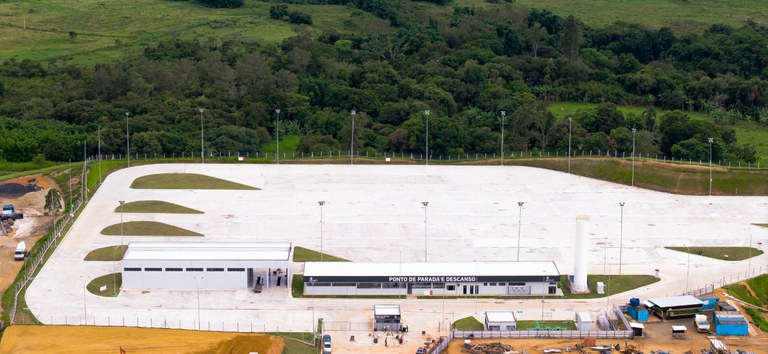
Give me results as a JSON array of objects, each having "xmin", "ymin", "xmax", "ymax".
[
  {"xmin": 695, "ymin": 314, "xmax": 710, "ymax": 333},
  {"xmin": 14, "ymin": 241, "xmax": 26, "ymax": 261}
]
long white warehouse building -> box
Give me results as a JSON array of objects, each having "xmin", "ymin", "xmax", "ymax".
[{"xmin": 121, "ymin": 242, "xmax": 292, "ymax": 290}]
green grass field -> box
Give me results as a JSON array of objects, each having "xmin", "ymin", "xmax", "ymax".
[
  {"xmin": 115, "ymin": 200, "xmax": 203, "ymax": 214},
  {"xmin": 558, "ymin": 274, "xmax": 660, "ymax": 299},
  {"xmin": 452, "ymin": 316, "xmax": 484, "ymax": 331},
  {"xmin": 130, "ymin": 173, "xmax": 258, "ymax": 190},
  {"xmin": 666, "ymin": 246, "xmax": 764, "ymax": 261},
  {"xmin": 83, "ymin": 245, "xmax": 128, "ymax": 261},
  {"xmin": 86, "ymin": 273, "xmax": 121, "ymax": 297},
  {"xmin": 100, "ymin": 221, "xmax": 203, "ymax": 236},
  {"xmin": 292, "ymin": 246, "xmax": 349, "ymax": 262},
  {"xmin": 515, "ymin": 320, "xmax": 577, "ymax": 331}
]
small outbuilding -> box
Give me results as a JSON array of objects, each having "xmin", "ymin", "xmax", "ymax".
[
  {"xmin": 647, "ymin": 295, "xmax": 703, "ymax": 320},
  {"xmin": 576, "ymin": 312, "xmax": 591, "ymax": 331},
  {"xmin": 714, "ymin": 311, "xmax": 748, "ymax": 336},
  {"xmin": 672, "ymin": 325, "xmax": 687, "ymax": 338},
  {"xmin": 629, "ymin": 322, "xmax": 644, "ymax": 337},
  {"xmin": 627, "ymin": 298, "xmax": 649, "ymax": 322},
  {"xmin": 484, "ymin": 311, "xmax": 517, "ymax": 331},
  {"xmin": 373, "ymin": 305, "xmax": 402, "ymax": 331}
]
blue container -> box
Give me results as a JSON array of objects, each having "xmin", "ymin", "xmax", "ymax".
[
  {"xmin": 629, "ymin": 298, "xmax": 640, "ymax": 307},
  {"xmin": 627, "ymin": 306, "xmax": 649, "ymax": 322},
  {"xmin": 714, "ymin": 312, "xmax": 748, "ymax": 336},
  {"xmin": 698, "ymin": 297, "xmax": 718, "ymax": 310}
]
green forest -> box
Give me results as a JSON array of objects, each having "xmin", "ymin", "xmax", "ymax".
[{"xmin": 0, "ymin": 0, "xmax": 766, "ymax": 164}]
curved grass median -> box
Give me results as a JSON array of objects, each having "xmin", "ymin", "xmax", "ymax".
[
  {"xmin": 559, "ymin": 274, "xmax": 660, "ymax": 299},
  {"xmin": 666, "ymin": 246, "xmax": 764, "ymax": 261},
  {"xmin": 101, "ymin": 221, "xmax": 202, "ymax": 237},
  {"xmin": 452, "ymin": 316, "xmax": 484, "ymax": 331},
  {"xmin": 84, "ymin": 245, "xmax": 128, "ymax": 261},
  {"xmin": 131, "ymin": 173, "xmax": 258, "ymax": 190},
  {"xmin": 292, "ymin": 246, "xmax": 349, "ymax": 262},
  {"xmin": 115, "ymin": 200, "xmax": 203, "ymax": 214},
  {"xmin": 87, "ymin": 273, "xmax": 121, "ymax": 297}
]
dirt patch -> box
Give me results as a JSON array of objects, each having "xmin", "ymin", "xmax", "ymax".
[{"xmin": 0, "ymin": 325, "xmax": 284, "ymax": 354}]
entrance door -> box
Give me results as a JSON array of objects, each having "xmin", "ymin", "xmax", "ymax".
[
  {"xmin": 407, "ymin": 283, "xmax": 413, "ymax": 295},
  {"xmin": 462, "ymin": 285, "xmax": 467, "ymax": 295},
  {"xmin": 247, "ymin": 268, "xmax": 254, "ymax": 287}
]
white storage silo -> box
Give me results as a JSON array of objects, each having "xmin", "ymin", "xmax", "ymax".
[{"xmin": 573, "ymin": 215, "xmax": 589, "ymax": 293}]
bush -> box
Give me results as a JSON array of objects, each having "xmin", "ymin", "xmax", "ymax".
[
  {"xmin": 288, "ymin": 11, "xmax": 313, "ymax": 25},
  {"xmin": 196, "ymin": 0, "xmax": 243, "ymax": 8}
]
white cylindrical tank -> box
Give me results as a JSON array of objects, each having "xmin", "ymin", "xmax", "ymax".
[{"xmin": 573, "ymin": 215, "xmax": 589, "ymax": 292}]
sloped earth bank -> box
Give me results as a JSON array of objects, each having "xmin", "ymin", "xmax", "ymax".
[
  {"xmin": 0, "ymin": 326, "xmax": 284, "ymax": 354},
  {"xmin": 0, "ymin": 174, "xmax": 60, "ymax": 317}
]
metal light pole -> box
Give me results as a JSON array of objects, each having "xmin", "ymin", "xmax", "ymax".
[
  {"xmin": 80, "ymin": 276, "xmax": 87, "ymax": 325},
  {"xmin": 119, "ymin": 200, "xmax": 125, "ymax": 248},
  {"xmin": 422, "ymin": 201, "xmax": 429, "ymax": 261},
  {"xmin": 517, "ymin": 202, "xmax": 525, "ymax": 262},
  {"xmin": 500, "ymin": 111, "xmax": 506, "ymax": 166},
  {"xmin": 318, "ymin": 201, "xmax": 325, "ymax": 261},
  {"xmin": 350, "ymin": 110, "xmax": 356, "ymax": 164},
  {"xmin": 98, "ymin": 126, "xmax": 102, "ymax": 185},
  {"xmin": 684, "ymin": 244, "xmax": 691, "ymax": 295},
  {"xmin": 568, "ymin": 117, "xmax": 573, "ymax": 173},
  {"xmin": 619, "ymin": 202, "xmax": 625, "ymax": 275},
  {"xmin": 747, "ymin": 226, "xmax": 753, "ymax": 278},
  {"xmin": 631, "ymin": 127, "xmax": 637, "ymax": 186},
  {"xmin": 275, "ymin": 109, "xmax": 281, "ymax": 164},
  {"xmin": 708, "ymin": 137, "xmax": 714, "ymax": 195},
  {"xmin": 424, "ymin": 110, "xmax": 430, "ymax": 165},
  {"xmin": 125, "ymin": 112, "xmax": 130, "ymax": 167},
  {"xmin": 199, "ymin": 108, "xmax": 205, "ymax": 163},
  {"xmin": 195, "ymin": 276, "xmax": 201, "ymax": 330}
]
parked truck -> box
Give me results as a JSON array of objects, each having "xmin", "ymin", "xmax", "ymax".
[
  {"xmin": 0, "ymin": 204, "xmax": 23, "ymax": 221},
  {"xmin": 695, "ymin": 314, "xmax": 710, "ymax": 333},
  {"xmin": 14, "ymin": 241, "xmax": 26, "ymax": 261}
]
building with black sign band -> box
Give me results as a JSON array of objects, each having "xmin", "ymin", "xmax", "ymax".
[{"xmin": 302, "ymin": 261, "xmax": 560, "ymax": 296}]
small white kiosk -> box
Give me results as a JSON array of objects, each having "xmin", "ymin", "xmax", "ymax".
[{"xmin": 484, "ymin": 311, "xmax": 517, "ymax": 331}]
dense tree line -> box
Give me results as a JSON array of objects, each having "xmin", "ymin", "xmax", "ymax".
[{"xmin": 0, "ymin": 2, "xmax": 765, "ymax": 163}]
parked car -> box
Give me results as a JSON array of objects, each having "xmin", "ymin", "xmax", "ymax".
[
  {"xmin": 322, "ymin": 334, "xmax": 332, "ymax": 353},
  {"xmin": 416, "ymin": 348, "xmax": 426, "ymax": 354}
]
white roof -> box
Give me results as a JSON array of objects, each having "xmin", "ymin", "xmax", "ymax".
[
  {"xmin": 123, "ymin": 242, "xmax": 292, "ymax": 261},
  {"xmin": 304, "ymin": 261, "xmax": 559, "ymax": 277},
  {"xmin": 576, "ymin": 312, "xmax": 591, "ymax": 322},
  {"xmin": 485, "ymin": 311, "xmax": 516, "ymax": 323},
  {"xmin": 374, "ymin": 305, "xmax": 400, "ymax": 316},
  {"xmin": 647, "ymin": 295, "xmax": 703, "ymax": 309},
  {"xmin": 672, "ymin": 325, "xmax": 687, "ymax": 331},
  {"xmin": 629, "ymin": 322, "xmax": 645, "ymax": 329}
]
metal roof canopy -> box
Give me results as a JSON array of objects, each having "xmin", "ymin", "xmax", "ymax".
[
  {"xmin": 374, "ymin": 305, "xmax": 401, "ymax": 316},
  {"xmin": 123, "ymin": 242, "xmax": 292, "ymax": 261},
  {"xmin": 647, "ymin": 295, "xmax": 703, "ymax": 309},
  {"xmin": 304, "ymin": 261, "xmax": 560, "ymax": 277},
  {"xmin": 485, "ymin": 311, "xmax": 517, "ymax": 323}
]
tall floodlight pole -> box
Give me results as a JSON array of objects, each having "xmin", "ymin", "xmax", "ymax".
[
  {"xmin": 318, "ymin": 201, "xmax": 326, "ymax": 261},
  {"xmin": 631, "ymin": 128, "xmax": 637, "ymax": 186},
  {"xmin": 195, "ymin": 276, "xmax": 201, "ymax": 330},
  {"xmin": 350, "ymin": 109, "xmax": 356, "ymax": 165},
  {"xmin": 422, "ymin": 202, "xmax": 429, "ymax": 261},
  {"xmin": 80, "ymin": 276, "xmax": 87, "ymax": 324},
  {"xmin": 568, "ymin": 117, "xmax": 573, "ymax": 173},
  {"xmin": 747, "ymin": 226, "xmax": 753, "ymax": 278},
  {"xmin": 708, "ymin": 137, "xmax": 714, "ymax": 195},
  {"xmin": 500, "ymin": 111, "xmax": 506, "ymax": 166},
  {"xmin": 275, "ymin": 109, "xmax": 281, "ymax": 164},
  {"xmin": 199, "ymin": 108, "xmax": 205, "ymax": 163},
  {"xmin": 424, "ymin": 110, "xmax": 430, "ymax": 165},
  {"xmin": 125, "ymin": 112, "xmax": 130, "ymax": 167},
  {"xmin": 684, "ymin": 244, "xmax": 691, "ymax": 295},
  {"xmin": 98, "ymin": 126, "xmax": 102, "ymax": 185},
  {"xmin": 517, "ymin": 202, "xmax": 525, "ymax": 262},
  {"xmin": 119, "ymin": 200, "xmax": 125, "ymax": 248},
  {"xmin": 619, "ymin": 202, "xmax": 625, "ymax": 275}
]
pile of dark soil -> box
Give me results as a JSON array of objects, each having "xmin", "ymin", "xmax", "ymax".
[{"xmin": 0, "ymin": 183, "xmax": 43, "ymax": 197}]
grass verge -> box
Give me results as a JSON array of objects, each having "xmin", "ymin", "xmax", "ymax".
[
  {"xmin": 516, "ymin": 320, "xmax": 577, "ymax": 331},
  {"xmin": 100, "ymin": 221, "xmax": 203, "ymax": 236},
  {"xmin": 666, "ymin": 246, "xmax": 764, "ymax": 261},
  {"xmin": 292, "ymin": 247, "xmax": 349, "ymax": 262},
  {"xmin": 743, "ymin": 308, "xmax": 768, "ymax": 333},
  {"xmin": 84, "ymin": 245, "xmax": 128, "ymax": 261},
  {"xmin": 86, "ymin": 273, "xmax": 121, "ymax": 297},
  {"xmin": 131, "ymin": 173, "xmax": 259, "ymax": 190},
  {"xmin": 115, "ymin": 200, "xmax": 203, "ymax": 214},
  {"xmin": 558, "ymin": 275, "xmax": 660, "ymax": 299},
  {"xmin": 453, "ymin": 316, "xmax": 484, "ymax": 331}
]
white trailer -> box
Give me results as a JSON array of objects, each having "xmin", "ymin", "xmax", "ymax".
[{"xmin": 14, "ymin": 241, "xmax": 26, "ymax": 261}]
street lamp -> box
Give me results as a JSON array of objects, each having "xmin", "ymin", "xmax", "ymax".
[
  {"xmin": 619, "ymin": 202, "xmax": 625, "ymax": 275},
  {"xmin": 80, "ymin": 275, "xmax": 87, "ymax": 325},
  {"xmin": 747, "ymin": 226, "xmax": 753, "ymax": 278},
  {"xmin": 708, "ymin": 137, "xmax": 714, "ymax": 195},
  {"xmin": 422, "ymin": 201, "xmax": 429, "ymax": 261},
  {"xmin": 350, "ymin": 110, "xmax": 356, "ymax": 165},
  {"xmin": 199, "ymin": 108, "xmax": 205, "ymax": 164},
  {"xmin": 195, "ymin": 276, "xmax": 201, "ymax": 330},
  {"xmin": 568, "ymin": 117, "xmax": 573, "ymax": 173},
  {"xmin": 125, "ymin": 112, "xmax": 130, "ymax": 167},
  {"xmin": 684, "ymin": 244, "xmax": 691, "ymax": 295},
  {"xmin": 500, "ymin": 111, "xmax": 506, "ymax": 166},
  {"xmin": 424, "ymin": 110, "xmax": 430, "ymax": 165},
  {"xmin": 631, "ymin": 127, "xmax": 637, "ymax": 187},
  {"xmin": 275, "ymin": 109, "xmax": 281, "ymax": 164},
  {"xmin": 517, "ymin": 202, "xmax": 525, "ymax": 262},
  {"xmin": 318, "ymin": 201, "xmax": 326, "ymax": 261},
  {"xmin": 119, "ymin": 201, "xmax": 125, "ymax": 247}
]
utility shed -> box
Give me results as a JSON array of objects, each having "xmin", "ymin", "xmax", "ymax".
[
  {"xmin": 373, "ymin": 305, "xmax": 402, "ymax": 331},
  {"xmin": 121, "ymin": 242, "xmax": 291, "ymax": 290},
  {"xmin": 576, "ymin": 312, "xmax": 591, "ymax": 331},
  {"xmin": 714, "ymin": 311, "xmax": 748, "ymax": 336},
  {"xmin": 484, "ymin": 311, "xmax": 517, "ymax": 331},
  {"xmin": 647, "ymin": 295, "xmax": 703, "ymax": 320}
]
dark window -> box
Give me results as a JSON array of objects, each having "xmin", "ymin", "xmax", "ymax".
[
  {"xmin": 357, "ymin": 283, "xmax": 381, "ymax": 289},
  {"xmin": 509, "ymin": 282, "xmax": 525, "ymax": 286},
  {"xmin": 489, "ymin": 282, "xmax": 497, "ymax": 286},
  {"xmin": 186, "ymin": 268, "xmax": 203, "ymax": 272},
  {"xmin": 498, "ymin": 282, "xmax": 506, "ymax": 286},
  {"xmin": 446, "ymin": 285, "xmax": 456, "ymax": 291},
  {"xmin": 206, "ymin": 268, "xmax": 224, "ymax": 272},
  {"xmin": 333, "ymin": 282, "xmax": 357, "ymax": 287},
  {"xmin": 124, "ymin": 267, "xmax": 141, "ymax": 272},
  {"xmin": 145, "ymin": 268, "xmax": 162, "ymax": 272},
  {"xmin": 165, "ymin": 268, "xmax": 183, "ymax": 272},
  {"xmin": 227, "ymin": 268, "xmax": 245, "ymax": 272}
]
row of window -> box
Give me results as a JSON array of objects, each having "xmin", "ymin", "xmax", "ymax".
[
  {"xmin": 305, "ymin": 282, "xmax": 532, "ymax": 289},
  {"xmin": 124, "ymin": 267, "xmax": 246, "ymax": 272}
]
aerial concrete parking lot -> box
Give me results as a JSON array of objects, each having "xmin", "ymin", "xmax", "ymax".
[{"xmin": 25, "ymin": 164, "xmax": 767, "ymax": 350}]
